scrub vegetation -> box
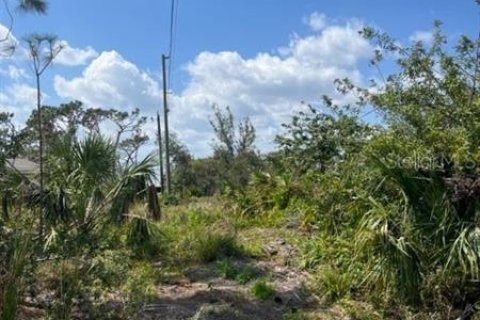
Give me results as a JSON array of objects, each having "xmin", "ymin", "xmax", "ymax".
[{"xmin": 2, "ymin": 1, "xmax": 480, "ymax": 319}]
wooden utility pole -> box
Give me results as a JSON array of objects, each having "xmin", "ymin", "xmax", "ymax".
[
  {"xmin": 162, "ymin": 54, "xmax": 171, "ymax": 194},
  {"xmin": 156, "ymin": 111, "xmax": 165, "ymax": 192}
]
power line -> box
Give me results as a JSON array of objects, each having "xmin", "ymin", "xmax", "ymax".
[
  {"xmin": 168, "ymin": 0, "xmax": 175, "ymax": 58},
  {"xmin": 167, "ymin": 0, "xmax": 179, "ymax": 88}
]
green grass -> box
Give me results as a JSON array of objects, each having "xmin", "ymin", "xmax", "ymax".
[
  {"xmin": 1, "ymin": 230, "xmax": 32, "ymax": 320},
  {"xmin": 235, "ymin": 266, "xmax": 259, "ymax": 284},
  {"xmin": 217, "ymin": 259, "xmax": 237, "ymax": 279},
  {"xmin": 159, "ymin": 198, "xmax": 248, "ymax": 265},
  {"xmin": 282, "ymin": 310, "xmax": 310, "ymax": 320},
  {"xmin": 251, "ymin": 279, "xmax": 275, "ymax": 300},
  {"xmin": 195, "ymin": 232, "xmax": 244, "ymax": 263},
  {"xmin": 216, "ymin": 259, "xmax": 260, "ymax": 284}
]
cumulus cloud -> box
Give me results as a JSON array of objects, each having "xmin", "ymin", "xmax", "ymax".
[
  {"xmin": 304, "ymin": 12, "xmax": 328, "ymax": 31},
  {"xmin": 172, "ymin": 16, "xmax": 371, "ymax": 154},
  {"xmin": 0, "ymin": 83, "xmax": 48, "ymax": 127},
  {"xmin": 409, "ymin": 30, "xmax": 434, "ymax": 44},
  {"xmin": 55, "ymin": 41, "xmax": 99, "ymax": 66},
  {"xmin": 54, "ymin": 50, "xmax": 161, "ymax": 109},
  {"xmin": 0, "ymin": 65, "xmax": 28, "ymax": 80},
  {"xmin": 54, "ymin": 14, "xmax": 373, "ymax": 156}
]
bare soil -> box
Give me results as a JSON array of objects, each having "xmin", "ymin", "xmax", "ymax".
[{"xmin": 139, "ymin": 234, "xmax": 320, "ymax": 320}]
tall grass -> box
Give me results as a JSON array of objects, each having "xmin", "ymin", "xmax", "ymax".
[{"xmin": 1, "ymin": 230, "xmax": 32, "ymax": 320}]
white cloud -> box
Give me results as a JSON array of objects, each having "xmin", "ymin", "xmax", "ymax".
[
  {"xmin": 0, "ymin": 65, "xmax": 28, "ymax": 80},
  {"xmin": 304, "ymin": 12, "xmax": 328, "ymax": 31},
  {"xmin": 286, "ymin": 22, "xmax": 371, "ymax": 67},
  {"xmin": 54, "ymin": 50, "xmax": 161, "ymax": 109},
  {"xmin": 172, "ymin": 17, "xmax": 371, "ymax": 154},
  {"xmin": 0, "ymin": 24, "xmax": 20, "ymax": 58},
  {"xmin": 55, "ymin": 41, "xmax": 99, "ymax": 66},
  {"xmin": 54, "ymin": 15, "xmax": 372, "ymax": 156},
  {"xmin": 54, "ymin": 51, "xmax": 164, "ymax": 149},
  {"xmin": 409, "ymin": 30, "xmax": 434, "ymax": 44},
  {"xmin": 0, "ymin": 83, "xmax": 48, "ymax": 127}
]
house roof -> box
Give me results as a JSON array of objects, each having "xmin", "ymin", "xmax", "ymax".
[{"xmin": 6, "ymin": 158, "xmax": 39, "ymax": 175}]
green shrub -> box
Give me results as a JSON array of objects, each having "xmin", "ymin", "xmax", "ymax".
[
  {"xmin": 194, "ymin": 233, "xmax": 243, "ymax": 263},
  {"xmin": 123, "ymin": 262, "xmax": 159, "ymax": 315},
  {"xmin": 216, "ymin": 260, "xmax": 259, "ymax": 284},
  {"xmin": 126, "ymin": 206, "xmax": 163, "ymax": 258},
  {"xmin": 216, "ymin": 259, "xmax": 237, "ymax": 279},
  {"xmin": 90, "ymin": 250, "xmax": 130, "ymax": 288},
  {"xmin": 314, "ymin": 267, "xmax": 352, "ymax": 303},
  {"xmin": 235, "ymin": 266, "xmax": 259, "ymax": 284},
  {"xmin": 251, "ymin": 279, "xmax": 274, "ymax": 300}
]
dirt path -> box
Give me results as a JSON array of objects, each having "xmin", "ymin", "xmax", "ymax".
[{"xmin": 139, "ymin": 234, "xmax": 320, "ymax": 320}]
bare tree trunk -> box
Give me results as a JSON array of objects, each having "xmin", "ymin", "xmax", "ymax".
[
  {"xmin": 147, "ymin": 185, "xmax": 161, "ymax": 221},
  {"xmin": 36, "ymin": 74, "xmax": 44, "ymax": 237}
]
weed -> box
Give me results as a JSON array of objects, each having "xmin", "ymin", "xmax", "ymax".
[
  {"xmin": 314, "ymin": 267, "xmax": 352, "ymax": 303},
  {"xmin": 126, "ymin": 205, "xmax": 163, "ymax": 258},
  {"xmin": 47, "ymin": 262, "xmax": 83, "ymax": 320},
  {"xmin": 1, "ymin": 231, "xmax": 31, "ymax": 320},
  {"xmin": 217, "ymin": 259, "xmax": 237, "ymax": 279},
  {"xmin": 194, "ymin": 233, "xmax": 243, "ymax": 263},
  {"xmin": 235, "ymin": 266, "xmax": 259, "ymax": 284},
  {"xmin": 216, "ymin": 260, "xmax": 260, "ymax": 284},
  {"xmin": 282, "ymin": 310, "xmax": 310, "ymax": 320},
  {"xmin": 123, "ymin": 262, "xmax": 159, "ymax": 315},
  {"xmin": 251, "ymin": 279, "xmax": 275, "ymax": 300}
]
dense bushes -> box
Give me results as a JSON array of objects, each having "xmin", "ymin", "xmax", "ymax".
[
  {"xmin": 1, "ymin": 13, "xmax": 479, "ymax": 319},
  {"xmin": 224, "ymin": 23, "xmax": 480, "ymax": 315}
]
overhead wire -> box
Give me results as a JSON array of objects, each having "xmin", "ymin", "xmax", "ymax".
[{"xmin": 167, "ymin": 0, "xmax": 179, "ymax": 90}]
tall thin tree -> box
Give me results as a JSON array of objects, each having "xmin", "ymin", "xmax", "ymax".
[
  {"xmin": 25, "ymin": 33, "xmax": 63, "ymax": 194},
  {"xmin": 25, "ymin": 33, "xmax": 63, "ymax": 237}
]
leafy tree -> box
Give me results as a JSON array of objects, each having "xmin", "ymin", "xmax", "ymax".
[
  {"xmin": 210, "ymin": 104, "xmax": 257, "ymax": 158},
  {"xmin": 210, "ymin": 105, "xmax": 235, "ymax": 158},
  {"xmin": 0, "ymin": 112, "xmax": 18, "ymax": 159},
  {"xmin": 17, "ymin": 103, "xmax": 151, "ymax": 168},
  {"xmin": 237, "ymin": 116, "xmax": 256, "ymax": 155},
  {"xmin": 109, "ymin": 108, "xmax": 149, "ymax": 164},
  {"xmin": 209, "ymin": 105, "xmax": 262, "ymax": 191},
  {"xmin": 230, "ymin": 18, "xmax": 480, "ymax": 309},
  {"xmin": 275, "ymin": 102, "xmax": 373, "ymax": 175},
  {"xmin": 81, "ymin": 107, "xmax": 113, "ymax": 134},
  {"xmin": 302, "ymin": 22, "xmax": 480, "ymax": 306},
  {"xmin": 18, "ymin": 102, "xmax": 85, "ymax": 160},
  {"xmin": 170, "ymin": 149, "xmax": 191, "ymax": 196},
  {"xmin": 188, "ymin": 158, "xmax": 224, "ymax": 196}
]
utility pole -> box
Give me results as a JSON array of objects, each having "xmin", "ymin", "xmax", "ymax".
[
  {"xmin": 162, "ymin": 54, "xmax": 171, "ymax": 194},
  {"xmin": 156, "ymin": 111, "xmax": 165, "ymax": 192}
]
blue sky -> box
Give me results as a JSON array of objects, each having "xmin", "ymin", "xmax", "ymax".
[{"xmin": 1, "ymin": 0, "xmax": 479, "ymax": 156}]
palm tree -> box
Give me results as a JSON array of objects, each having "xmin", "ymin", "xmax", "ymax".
[{"xmin": 44, "ymin": 134, "xmax": 157, "ymax": 240}]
